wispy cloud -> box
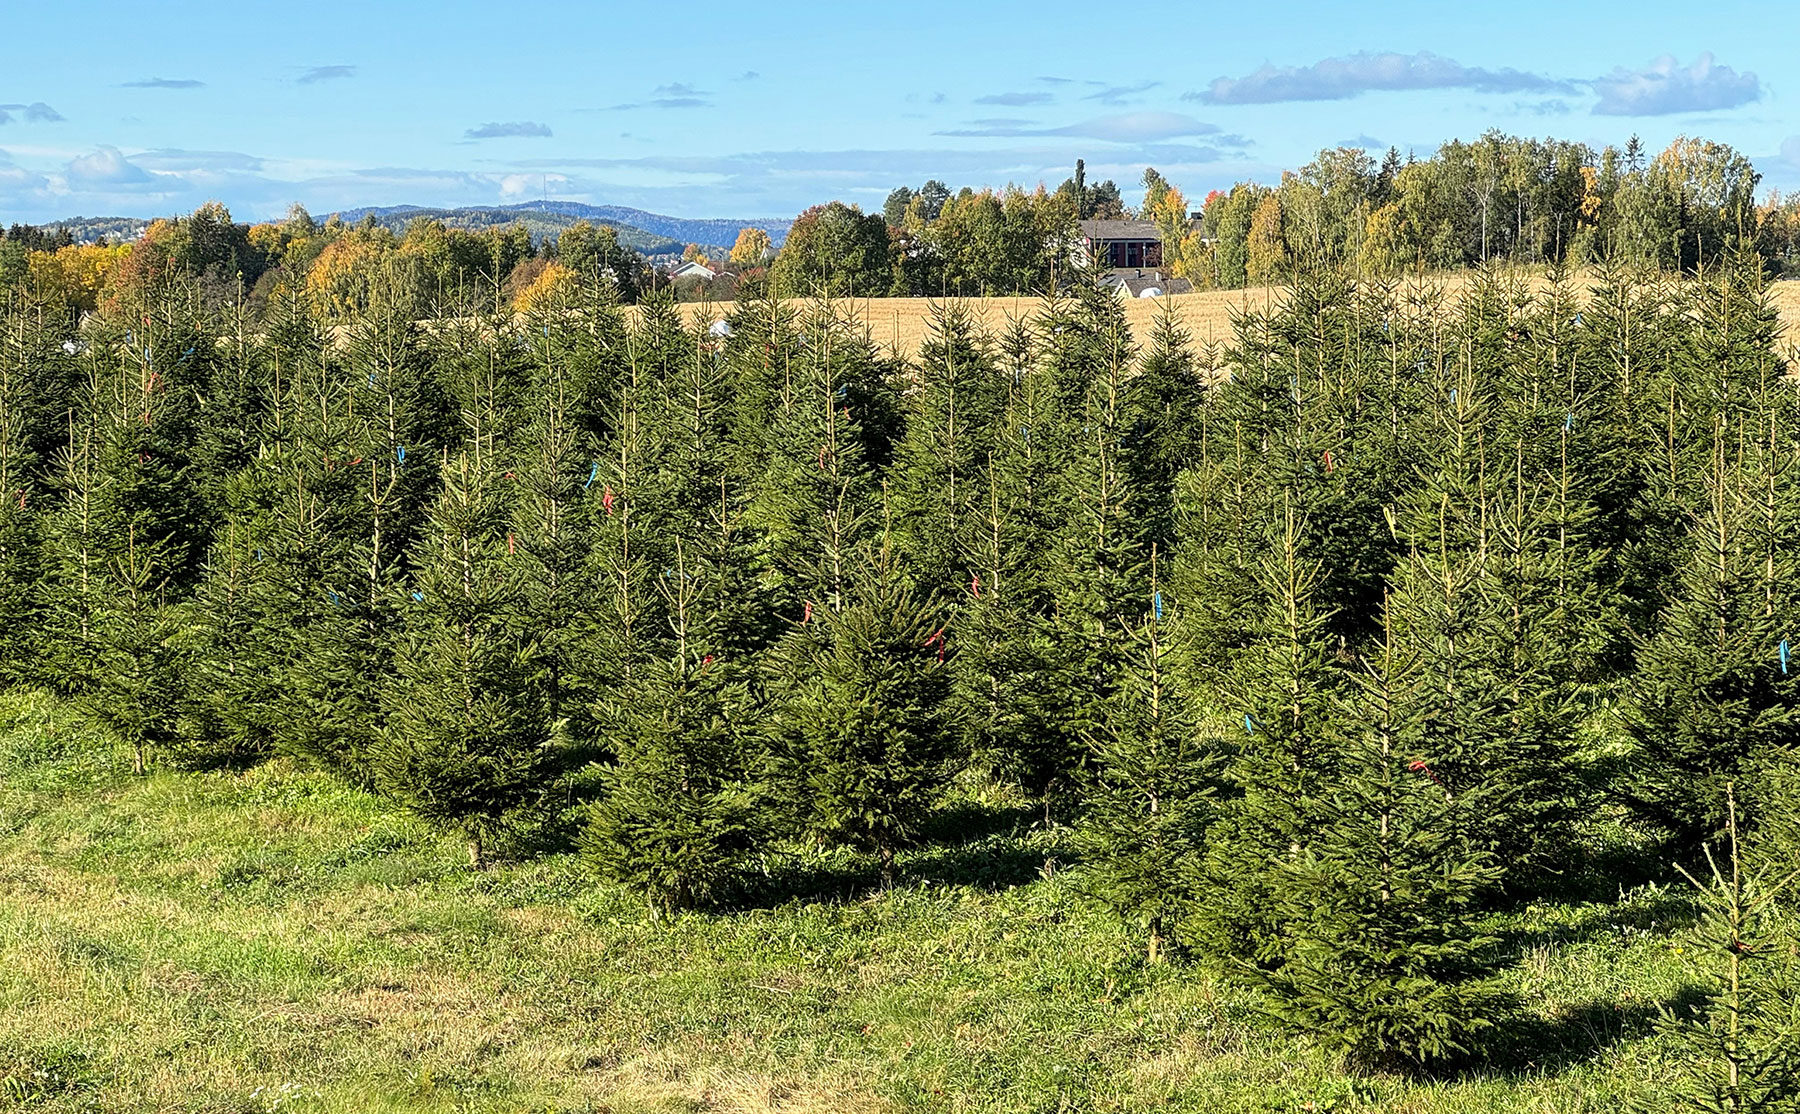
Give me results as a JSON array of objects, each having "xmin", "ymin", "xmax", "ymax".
[
  {"xmin": 1192, "ymin": 51, "xmax": 1574, "ymax": 104},
  {"xmin": 123, "ymin": 77, "xmax": 204, "ymax": 90},
  {"xmin": 0, "ymin": 102, "xmax": 63, "ymax": 124},
  {"xmin": 1519, "ymin": 98, "xmax": 1572, "ymax": 116},
  {"xmin": 1591, "ymin": 53, "xmax": 1759, "ymax": 115},
  {"xmin": 297, "ymin": 65, "xmax": 356, "ymax": 85},
  {"xmin": 938, "ymin": 111, "xmax": 1234, "ymax": 144},
  {"xmin": 610, "ymin": 82, "xmax": 715, "ymax": 110},
  {"xmin": 1340, "ymin": 134, "xmax": 1383, "ymax": 150},
  {"xmin": 976, "ymin": 91, "xmax": 1055, "ymax": 107},
  {"xmin": 733, "ymin": 71, "xmax": 760, "ymax": 82},
  {"xmin": 465, "ymin": 121, "xmax": 553, "ymax": 139},
  {"xmin": 1084, "ymin": 81, "xmax": 1160, "ymax": 106},
  {"xmin": 132, "ymin": 149, "xmax": 265, "ymax": 173}
]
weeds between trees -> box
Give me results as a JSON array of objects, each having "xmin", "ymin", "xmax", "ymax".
[{"xmin": 2, "ymin": 250, "xmax": 1798, "ymax": 1085}]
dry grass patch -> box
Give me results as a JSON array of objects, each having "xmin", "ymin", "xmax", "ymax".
[{"xmin": 652, "ymin": 272, "xmax": 1800, "ymax": 362}]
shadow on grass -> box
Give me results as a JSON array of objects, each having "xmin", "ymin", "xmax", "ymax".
[
  {"xmin": 1498, "ymin": 884, "xmax": 1698, "ymax": 954},
  {"xmin": 1468, "ymin": 983, "xmax": 1707, "ymax": 1078},
  {"xmin": 712, "ymin": 800, "xmax": 1080, "ymax": 911}
]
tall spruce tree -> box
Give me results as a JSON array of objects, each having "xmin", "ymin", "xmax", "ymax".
[
  {"xmin": 512, "ymin": 296, "xmax": 604, "ymax": 749},
  {"xmin": 1079, "ymin": 587, "xmax": 1223, "ymax": 963},
  {"xmin": 39, "ymin": 328, "xmax": 194, "ymax": 774},
  {"xmin": 1188, "ymin": 497, "xmax": 1345, "ymax": 966},
  {"xmin": 1626, "ymin": 421, "xmax": 1800, "ymax": 849},
  {"xmin": 1124, "ymin": 301, "xmax": 1209, "ymax": 554},
  {"xmin": 375, "ymin": 448, "xmax": 550, "ymax": 867},
  {"xmin": 1046, "ymin": 292, "xmax": 1146, "ymax": 758},
  {"xmin": 889, "ymin": 300, "xmax": 1006, "ymax": 598},
  {"xmin": 0, "ymin": 289, "xmax": 62, "ymax": 681}
]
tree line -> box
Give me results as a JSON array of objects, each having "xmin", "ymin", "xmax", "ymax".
[
  {"xmin": 2, "ymin": 241, "xmax": 1799, "ymax": 1087},
  {"xmin": 0, "ymin": 203, "xmax": 657, "ymax": 322},
  {"xmin": 776, "ymin": 132, "xmax": 1800, "ymax": 297}
]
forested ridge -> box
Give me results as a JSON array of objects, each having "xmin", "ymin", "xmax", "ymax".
[
  {"xmin": 12, "ymin": 131, "xmax": 1800, "ymax": 313},
  {"xmin": 3, "ymin": 211, "xmax": 1800, "ymax": 1091}
]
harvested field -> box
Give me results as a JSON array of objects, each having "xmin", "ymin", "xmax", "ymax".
[{"xmin": 650, "ymin": 274, "xmax": 1800, "ymax": 361}]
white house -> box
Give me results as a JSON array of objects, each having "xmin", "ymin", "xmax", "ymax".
[{"xmin": 668, "ymin": 260, "xmax": 720, "ymax": 282}]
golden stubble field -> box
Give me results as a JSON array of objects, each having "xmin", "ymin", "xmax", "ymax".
[{"xmin": 652, "ymin": 275, "xmax": 1800, "ymax": 362}]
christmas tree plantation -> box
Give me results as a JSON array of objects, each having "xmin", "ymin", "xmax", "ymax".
[{"xmin": 8, "ymin": 255, "xmax": 1800, "ymax": 1084}]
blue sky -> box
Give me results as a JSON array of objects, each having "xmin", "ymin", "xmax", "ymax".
[{"xmin": 2, "ymin": 0, "xmax": 1797, "ymax": 224}]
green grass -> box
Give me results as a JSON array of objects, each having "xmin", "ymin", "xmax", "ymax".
[{"xmin": 0, "ymin": 690, "xmax": 1702, "ymax": 1113}]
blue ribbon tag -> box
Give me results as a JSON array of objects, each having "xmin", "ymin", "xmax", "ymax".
[
  {"xmin": 585, "ymin": 462, "xmax": 599, "ymax": 489},
  {"xmin": 1153, "ymin": 591, "xmax": 1164, "ymax": 621},
  {"xmin": 1781, "ymin": 640, "xmax": 1790, "ymax": 675},
  {"xmin": 396, "ymin": 445, "xmax": 406, "ymax": 464},
  {"xmin": 1243, "ymin": 714, "xmax": 1255, "ymax": 735}
]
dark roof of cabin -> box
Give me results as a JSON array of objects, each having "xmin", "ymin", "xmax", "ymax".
[{"xmin": 1079, "ymin": 219, "xmax": 1161, "ymax": 242}]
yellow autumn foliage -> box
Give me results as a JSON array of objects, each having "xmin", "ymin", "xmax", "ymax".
[
  {"xmin": 513, "ymin": 261, "xmax": 576, "ymax": 314},
  {"xmin": 26, "ymin": 243, "xmax": 131, "ymax": 311},
  {"xmin": 305, "ymin": 236, "xmax": 387, "ymax": 318}
]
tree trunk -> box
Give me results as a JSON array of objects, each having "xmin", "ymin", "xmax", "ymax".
[
  {"xmin": 468, "ymin": 828, "xmax": 485, "ymax": 870},
  {"xmin": 878, "ymin": 840, "xmax": 895, "ymax": 891}
]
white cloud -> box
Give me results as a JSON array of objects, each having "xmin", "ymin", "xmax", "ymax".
[
  {"xmin": 1591, "ymin": 53, "xmax": 1760, "ymax": 116},
  {"xmin": 65, "ymin": 146, "xmax": 153, "ymax": 187}
]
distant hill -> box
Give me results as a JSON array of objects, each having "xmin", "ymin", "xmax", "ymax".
[
  {"xmin": 323, "ymin": 205, "xmax": 682, "ymax": 257},
  {"xmin": 492, "ymin": 202, "xmax": 790, "ymax": 250},
  {"xmin": 328, "ymin": 203, "xmax": 791, "ymax": 258},
  {"xmin": 32, "ymin": 204, "xmax": 790, "ymax": 260}
]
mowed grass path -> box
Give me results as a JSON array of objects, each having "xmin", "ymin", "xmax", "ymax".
[
  {"xmin": 1, "ymin": 692, "xmax": 1700, "ymax": 1113},
  {"xmin": 655, "ymin": 275, "xmax": 1800, "ymax": 362}
]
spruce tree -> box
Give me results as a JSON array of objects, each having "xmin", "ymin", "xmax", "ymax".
[
  {"xmin": 375, "ymin": 449, "xmax": 550, "ymax": 867},
  {"xmin": 748, "ymin": 299, "xmax": 880, "ymax": 615},
  {"xmin": 889, "ymin": 300, "xmax": 1006, "ymax": 598},
  {"xmin": 39, "ymin": 333, "xmax": 193, "ymax": 774},
  {"xmin": 1252, "ymin": 606, "xmax": 1507, "ymax": 1072},
  {"xmin": 1188, "ymin": 497, "xmax": 1345, "ymax": 966},
  {"xmin": 955, "ymin": 431, "xmax": 1071, "ymax": 806},
  {"xmin": 1079, "ymin": 590, "xmax": 1223, "ymax": 963},
  {"xmin": 1655, "ymin": 787, "xmax": 1800, "ymax": 1114},
  {"xmin": 0, "ymin": 289, "xmax": 58, "ymax": 681},
  {"xmin": 1045, "ymin": 296, "xmax": 1145, "ymax": 758},
  {"xmin": 239, "ymin": 290, "xmax": 374, "ymax": 768},
  {"xmin": 511, "ymin": 296, "xmax": 604, "ymax": 747},
  {"xmin": 781, "ymin": 555, "xmax": 955, "ymax": 887},
  {"xmin": 1626, "ymin": 424, "xmax": 1800, "ymax": 850},
  {"xmin": 1124, "ymin": 301, "xmax": 1209, "ymax": 554},
  {"xmin": 584, "ymin": 541, "xmax": 756, "ymax": 916}
]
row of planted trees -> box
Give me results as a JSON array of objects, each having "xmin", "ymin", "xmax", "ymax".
[{"xmin": 2, "ymin": 256, "xmax": 1798, "ymax": 1080}]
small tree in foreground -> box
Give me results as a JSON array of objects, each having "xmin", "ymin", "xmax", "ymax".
[
  {"xmin": 788, "ymin": 564, "xmax": 955, "ymax": 888},
  {"xmin": 1248, "ymin": 611, "xmax": 1507, "ymax": 1073},
  {"xmin": 1653, "ymin": 786, "xmax": 1800, "ymax": 1114},
  {"xmin": 585, "ymin": 652, "xmax": 753, "ymax": 917}
]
